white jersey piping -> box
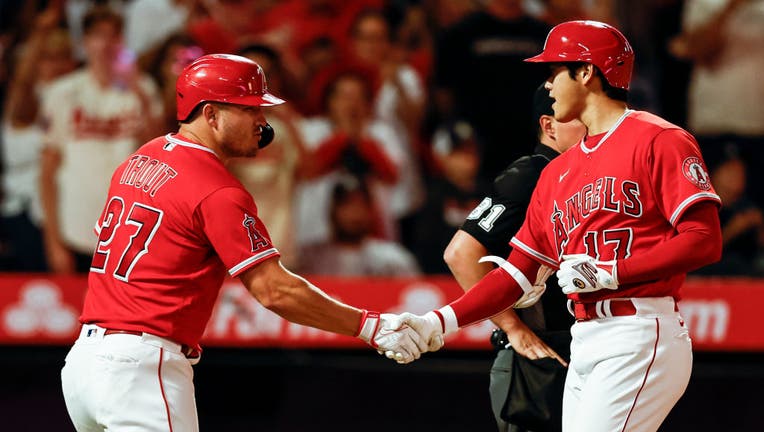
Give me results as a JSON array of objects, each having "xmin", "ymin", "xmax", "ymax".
[
  {"xmin": 164, "ymin": 134, "xmax": 218, "ymax": 156},
  {"xmin": 228, "ymin": 248, "xmax": 279, "ymax": 275},
  {"xmin": 509, "ymin": 237, "xmax": 558, "ymax": 267},
  {"xmin": 669, "ymin": 192, "xmax": 721, "ymax": 226},
  {"xmin": 581, "ymin": 109, "xmax": 633, "ymax": 154}
]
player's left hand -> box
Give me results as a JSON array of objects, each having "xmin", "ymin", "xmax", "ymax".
[{"xmin": 556, "ymin": 254, "xmax": 618, "ymax": 294}]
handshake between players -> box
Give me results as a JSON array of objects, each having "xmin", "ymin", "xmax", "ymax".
[{"xmin": 367, "ymin": 254, "xmax": 608, "ymax": 364}]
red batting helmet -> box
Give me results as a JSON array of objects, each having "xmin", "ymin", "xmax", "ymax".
[
  {"xmin": 524, "ymin": 20, "xmax": 634, "ymax": 90},
  {"xmin": 176, "ymin": 54, "xmax": 285, "ymax": 121}
]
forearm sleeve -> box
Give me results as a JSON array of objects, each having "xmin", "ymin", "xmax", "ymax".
[
  {"xmin": 448, "ymin": 249, "xmax": 540, "ymax": 328},
  {"xmin": 618, "ymin": 201, "xmax": 722, "ymax": 283}
]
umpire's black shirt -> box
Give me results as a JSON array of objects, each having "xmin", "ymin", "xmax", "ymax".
[{"xmin": 460, "ymin": 144, "xmax": 574, "ymax": 331}]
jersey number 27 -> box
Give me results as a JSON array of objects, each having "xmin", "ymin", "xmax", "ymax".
[{"xmin": 91, "ymin": 196, "xmax": 163, "ymax": 281}]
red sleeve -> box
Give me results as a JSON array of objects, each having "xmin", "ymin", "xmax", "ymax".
[
  {"xmin": 356, "ymin": 137, "xmax": 398, "ymax": 183},
  {"xmin": 304, "ymin": 133, "xmax": 351, "ymax": 178},
  {"xmin": 304, "ymin": 133, "xmax": 398, "ymax": 182},
  {"xmin": 197, "ymin": 187, "xmax": 280, "ymax": 277},
  {"xmin": 617, "ymin": 200, "xmax": 721, "ymax": 283},
  {"xmin": 448, "ymin": 249, "xmax": 540, "ymax": 328},
  {"xmin": 649, "ymin": 129, "xmax": 720, "ymax": 225}
]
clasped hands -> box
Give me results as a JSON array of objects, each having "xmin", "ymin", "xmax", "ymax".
[
  {"xmin": 364, "ymin": 259, "xmax": 562, "ymax": 364},
  {"xmin": 366, "ymin": 255, "xmax": 620, "ymax": 363},
  {"xmin": 358, "ymin": 311, "xmax": 445, "ymax": 364}
]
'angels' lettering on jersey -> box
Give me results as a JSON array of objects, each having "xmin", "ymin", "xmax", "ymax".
[
  {"xmin": 118, "ymin": 154, "xmax": 178, "ymax": 197},
  {"xmin": 552, "ymin": 176, "xmax": 642, "ymax": 257},
  {"xmin": 510, "ymin": 111, "xmax": 721, "ymax": 302}
]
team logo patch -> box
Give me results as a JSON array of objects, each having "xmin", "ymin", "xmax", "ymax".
[
  {"xmin": 242, "ymin": 213, "xmax": 269, "ymax": 253},
  {"xmin": 682, "ymin": 157, "xmax": 711, "ymax": 190}
]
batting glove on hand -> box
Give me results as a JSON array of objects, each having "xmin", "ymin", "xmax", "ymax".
[
  {"xmin": 556, "ymin": 254, "xmax": 618, "ymax": 295},
  {"xmin": 356, "ymin": 311, "xmax": 428, "ymax": 364},
  {"xmin": 396, "ymin": 311, "xmax": 447, "ymax": 353}
]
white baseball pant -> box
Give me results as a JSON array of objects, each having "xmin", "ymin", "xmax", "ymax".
[
  {"xmin": 61, "ymin": 324, "xmax": 199, "ymax": 432},
  {"xmin": 562, "ymin": 297, "xmax": 692, "ymax": 432}
]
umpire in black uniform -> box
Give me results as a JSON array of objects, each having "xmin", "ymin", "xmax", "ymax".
[{"xmin": 443, "ymin": 84, "xmax": 586, "ymax": 432}]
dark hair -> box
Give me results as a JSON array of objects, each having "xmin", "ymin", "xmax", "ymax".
[
  {"xmin": 181, "ymin": 100, "xmax": 241, "ymax": 124},
  {"xmin": 532, "ymin": 82, "xmax": 554, "ymax": 138},
  {"xmin": 332, "ymin": 175, "xmax": 373, "ymax": 206},
  {"xmin": 564, "ymin": 62, "xmax": 628, "ymax": 102},
  {"xmin": 321, "ymin": 69, "xmax": 374, "ymax": 112},
  {"xmin": 237, "ymin": 43, "xmax": 280, "ymax": 63},
  {"xmin": 82, "ymin": 6, "xmax": 123, "ymax": 35},
  {"xmin": 301, "ymin": 35, "xmax": 335, "ymax": 56},
  {"xmin": 179, "ymin": 103, "xmax": 204, "ymax": 124},
  {"xmin": 143, "ymin": 33, "xmax": 200, "ymax": 85},
  {"xmin": 350, "ymin": 8, "xmax": 392, "ymax": 42},
  {"xmin": 532, "ymin": 82, "xmax": 554, "ymax": 121},
  {"xmin": 236, "ymin": 42, "xmax": 302, "ymax": 102}
]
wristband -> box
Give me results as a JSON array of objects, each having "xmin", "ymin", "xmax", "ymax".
[{"xmin": 356, "ymin": 310, "xmax": 381, "ymax": 346}]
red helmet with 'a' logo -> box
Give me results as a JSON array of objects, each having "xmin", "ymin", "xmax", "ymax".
[
  {"xmin": 176, "ymin": 54, "xmax": 285, "ymax": 121},
  {"xmin": 524, "ymin": 20, "xmax": 634, "ymax": 90}
]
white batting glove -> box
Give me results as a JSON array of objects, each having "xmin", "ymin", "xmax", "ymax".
[
  {"xmin": 556, "ymin": 254, "xmax": 618, "ymax": 295},
  {"xmin": 396, "ymin": 311, "xmax": 448, "ymax": 353},
  {"xmin": 356, "ymin": 311, "xmax": 428, "ymax": 364}
]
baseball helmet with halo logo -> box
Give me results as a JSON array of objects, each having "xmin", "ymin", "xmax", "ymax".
[
  {"xmin": 524, "ymin": 20, "xmax": 634, "ymax": 90},
  {"xmin": 176, "ymin": 53, "xmax": 285, "ymax": 147}
]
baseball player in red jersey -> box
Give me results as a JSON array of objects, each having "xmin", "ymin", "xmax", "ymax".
[
  {"xmin": 60, "ymin": 54, "xmax": 428, "ymax": 432},
  {"xmin": 396, "ymin": 21, "xmax": 723, "ymax": 432}
]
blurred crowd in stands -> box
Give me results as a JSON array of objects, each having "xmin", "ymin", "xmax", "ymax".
[{"xmin": 0, "ymin": 0, "xmax": 762, "ymax": 277}]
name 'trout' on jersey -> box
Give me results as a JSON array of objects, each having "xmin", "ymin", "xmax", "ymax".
[{"xmin": 81, "ymin": 134, "xmax": 280, "ymax": 348}]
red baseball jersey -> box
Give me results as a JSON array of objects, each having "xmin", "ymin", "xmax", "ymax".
[
  {"xmin": 511, "ymin": 110, "xmax": 720, "ymax": 302},
  {"xmin": 81, "ymin": 133, "xmax": 280, "ymax": 347}
]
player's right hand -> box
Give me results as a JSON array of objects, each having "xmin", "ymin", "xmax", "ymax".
[
  {"xmin": 356, "ymin": 311, "xmax": 428, "ymax": 364},
  {"xmin": 396, "ymin": 311, "xmax": 446, "ymax": 352}
]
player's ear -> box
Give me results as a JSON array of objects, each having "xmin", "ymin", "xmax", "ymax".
[
  {"xmin": 540, "ymin": 115, "xmax": 555, "ymax": 140},
  {"xmin": 579, "ymin": 64, "xmax": 595, "ymax": 85},
  {"xmin": 202, "ymin": 103, "xmax": 217, "ymax": 126}
]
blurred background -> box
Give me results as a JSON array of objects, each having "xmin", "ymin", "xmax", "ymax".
[{"xmin": 0, "ymin": 0, "xmax": 762, "ymax": 430}]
